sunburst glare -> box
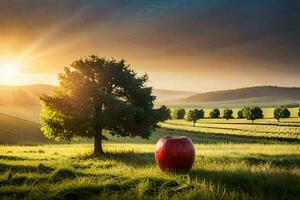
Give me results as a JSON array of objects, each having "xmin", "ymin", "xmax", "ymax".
[{"xmin": 0, "ymin": 62, "xmax": 21, "ymax": 84}]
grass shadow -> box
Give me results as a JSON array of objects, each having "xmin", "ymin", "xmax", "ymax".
[
  {"xmin": 0, "ymin": 163, "xmax": 54, "ymax": 174},
  {"xmin": 189, "ymin": 167, "xmax": 300, "ymax": 200},
  {"xmin": 106, "ymin": 151, "xmax": 155, "ymax": 166},
  {"xmin": 0, "ymin": 163, "xmax": 37, "ymax": 173},
  {"xmin": 0, "ymin": 155, "xmax": 25, "ymax": 161},
  {"xmin": 244, "ymin": 154, "xmax": 300, "ymax": 169},
  {"xmin": 80, "ymin": 151, "xmax": 156, "ymax": 167},
  {"xmin": 197, "ymin": 154, "xmax": 300, "ymax": 169},
  {"xmin": 51, "ymin": 176, "xmax": 179, "ymax": 200}
]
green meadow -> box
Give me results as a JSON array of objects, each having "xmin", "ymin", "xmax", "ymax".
[{"xmin": 0, "ymin": 114, "xmax": 299, "ymax": 199}]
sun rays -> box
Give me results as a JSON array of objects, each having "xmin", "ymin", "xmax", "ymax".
[{"xmin": 0, "ymin": 7, "xmax": 87, "ymax": 86}]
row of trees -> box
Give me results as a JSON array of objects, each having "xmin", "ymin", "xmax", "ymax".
[{"xmin": 172, "ymin": 106, "xmax": 300, "ymax": 126}]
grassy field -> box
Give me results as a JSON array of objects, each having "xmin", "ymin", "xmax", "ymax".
[
  {"xmin": 0, "ymin": 119, "xmax": 299, "ymax": 199},
  {"xmin": 161, "ymin": 119, "xmax": 300, "ymax": 143},
  {"xmin": 0, "ymin": 105, "xmax": 300, "ymax": 199}
]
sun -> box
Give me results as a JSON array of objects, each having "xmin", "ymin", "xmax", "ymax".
[
  {"xmin": 1, "ymin": 63, "xmax": 20, "ymax": 77},
  {"xmin": 0, "ymin": 63, "xmax": 21, "ymax": 83}
]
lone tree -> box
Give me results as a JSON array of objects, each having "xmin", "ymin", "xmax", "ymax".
[
  {"xmin": 273, "ymin": 106, "xmax": 290, "ymax": 122},
  {"xmin": 171, "ymin": 109, "xmax": 186, "ymax": 119},
  {"xmin": 185, "ymin": 109, "xmax": 205, "ymax": 126},
  {"xmin": 237, "ymin": 109, "xmax": 244, "ymax": 119},
  {"xmin": 210, "ymin": 108, "xmax": 220, "ymax": 118},
  {"xmin": 243, "ymin": 106, "xmax": 263, "ymax": 123},
  {"xmin": 298, "ymin": 108, "xmax": 300, "ymax": 117},
  {"xmin": 223, "ymin": 109, "xmax": 233, "ymax": 120},
  {"xmin": 40, "ymin": 55, "xmax": 167, "ymax": 156}
]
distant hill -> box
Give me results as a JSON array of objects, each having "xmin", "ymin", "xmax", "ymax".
[
  {"xmin": 0, "ymin": 84, "xmax": 55, "ymax": 106},
  {"xmin": 185, "ymin": 86, "xmax": 300, "ymax": 102},
  {"xmin": 0, "ymin": 105, "xmax": 41, "ymax": 123},
  {"xmin": 1, "ymin": 85, "xmax": 300, "ymax": 108},
  {"xmin": 153, "ymin": 89, "xmax": 196, "ymax": 102},
  {"xmin": 0, "ymin": 113, "xmax": 51, "ymax": 144},
  {"xmin": 173, "ymin": 86, "xmax": 300, "ymax": 107},
  {"xmin": 0, "ymin": 84, "xmax": 195, "ymax": 105}
]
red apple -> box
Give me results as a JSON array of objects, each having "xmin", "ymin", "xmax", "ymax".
[{"xmin": 155, "ymin": 136, "xmax": 195, "ymax": 172}]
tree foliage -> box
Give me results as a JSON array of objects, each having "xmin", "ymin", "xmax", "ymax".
[
  {"xmin": 237, "ymin": 110, "xmax": 244, "ymax": 119},
  {"xmin": 298, "ymin": 108, "xmax": 300, "ymax": 117},
  {"xmin": 172, "ymin": 109, "xmax": 186, "ymax": 119},
  {"xmin": 223, "ymin": 109, "xmax": 233, "ymax": 120},
  {"xmin": 40, "ymin": 55, "xmax": 164, "ymax": 155},
  {"xmin": 210, "ymin": 108, "xmax": 220, "ymax": 118},
  {"xmin": 242, "ymin": 106, "xmax": 263, "ymax": 123},
  {"xmin": 185, "ymin": 109, "xmax": 205, "ymax": 126},
  {"xmin": 273, "ymin": 106, "xmax": 290, "ymax": 122},
  {"xmin": 154, "ymin": 105, "xmax": 171, "ymax": 123}
]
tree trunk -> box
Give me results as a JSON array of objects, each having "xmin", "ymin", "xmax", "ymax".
[{"xmin": 94, "ymin": 129, "xmax": 104, "ymax": 156}]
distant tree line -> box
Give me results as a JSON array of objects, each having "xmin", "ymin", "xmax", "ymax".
[{"xmin": 168, "ymin": 105, "xmax": 300, "ymax": 125}]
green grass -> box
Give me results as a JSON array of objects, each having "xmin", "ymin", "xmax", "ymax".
[
  {"xmin": 0, "ymin": 125, "xmax": 299, "ymax": 200},
  {"xmin": 161, "ymin": 119, "xmax": 300, "ymax": 143},
  {"xmin": 0, "ymin": 106, "xmax": 299, "ymax": 199}
]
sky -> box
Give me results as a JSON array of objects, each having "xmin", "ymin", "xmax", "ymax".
[{"xmin": 0, "ymin": 0, "xmax": 299, "ymax": 92}]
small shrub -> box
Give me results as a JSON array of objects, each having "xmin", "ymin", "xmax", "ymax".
[
  {"xmin": 172, "ymin": 109, "xmax": 186, "ymax": 119},
  {"xmin": 185, "ymin": 109, "xmax": 204, "ymax": 126},
  {"xmin": 223, "ymin": 109, "xmax": 234, "ymax": 120},
  {"xmin": 243, "ymin": 106, "xmax": 263, "ymax": 123},
  {"xmin": 274, "ymin": 106, "xmax": 291, "ymax": 122},
  {"xmin": 154, "ymin": 105, "xmax": 171, "ymax": 122},
  {"xmin": 237, "ymin": 110, "xmax": 244, "ymax": 118},
  {"xmin": 210, "ymin": 109, "xmax": 220, "ymax": 119}
]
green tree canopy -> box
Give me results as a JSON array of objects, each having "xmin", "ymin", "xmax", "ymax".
[
  {"xmin": 237, "ymin": 110, "xmax": 244, "ymax": 119},
  {"xmin": 273, "ymin": 106, "xmax": 290, "ymax": 122},
  {"xmin": 154, "ymin": 105, "xmax": 171, "ymax": 122},
  {"xmin": 40, "ymin": 55, "xmax": 165, "ymax": 156},
  {"xmin": 210, "ymin": 108, "xmax": 220, "ymax": 119},
  {"xmin": 243, "ymin": 106, "xmax": 264, "ymax": 123},
  {"xmin": 223, "ymin": 109, "xmax": 233, "ymax": 120},
  {"xmin": 185, "ymin": 109, "xmax": 205, "ymax": 126},
  {"xmin": 298, "ymin": 108, "xmax": 300, "ymax": 117},
  {"xmin": 171, "ymin": 109, "xmax": 186, "ymax": 119}
]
